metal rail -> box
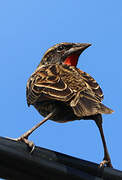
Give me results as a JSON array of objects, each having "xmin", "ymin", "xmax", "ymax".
[{"xmin": 0, "ymin": 136, "xmax": 121, "ymax": 180}]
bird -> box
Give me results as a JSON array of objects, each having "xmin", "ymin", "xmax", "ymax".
[{"xmin": 16, "ymin": 42, "xmax": 113, "ymax": 168}]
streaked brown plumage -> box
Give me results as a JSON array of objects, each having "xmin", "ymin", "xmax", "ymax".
[
  {"xmin": 18, "ymin": 43, "xmax": 113, "ymax": 167},
  {"xmin": 27, "ymin": 62, "xmax": 112, "ymax": 121}
]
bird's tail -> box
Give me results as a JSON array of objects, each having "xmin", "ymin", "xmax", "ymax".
[
  {"xmin": 70, "ymin": 94, "xmax": 114, "ymax": 117},
  {"xmin": 98, "ymin": 103, "xmax": 114, "ymax": 114}
]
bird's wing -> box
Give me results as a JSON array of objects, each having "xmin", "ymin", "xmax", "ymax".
[
  {"xmin": 26, "ymin": 64, "xmax": 74, "ymax": 106},
  {"xmin": 59, "ymin": 65, "xmax": 113, "ymax": 117},
  {"xmin": 77, "ymin": 69, "xmax": 104, "ymax": 102}
]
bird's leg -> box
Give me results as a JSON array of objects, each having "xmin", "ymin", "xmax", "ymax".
[
  {"xmin": 14, "ymin": 110, "xmax": 56, "ymax": 152},
  {"xmin": 94, "ymin": 115, "xmax": 113, "ymax": 168}
]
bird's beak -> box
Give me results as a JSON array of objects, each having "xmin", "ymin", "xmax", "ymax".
[{"xmin": 63, "ymin": 43, "xmax": 91, "ymax": 59}]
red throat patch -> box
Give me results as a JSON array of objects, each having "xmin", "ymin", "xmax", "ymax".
[{"xmin": 63, "ymin": 54, "xmax": 79, "ymax": 66}]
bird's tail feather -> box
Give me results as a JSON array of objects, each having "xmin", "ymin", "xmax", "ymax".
[{"xmin": 70, "ymin": 95, "xmax": 114, "ymax": 117}]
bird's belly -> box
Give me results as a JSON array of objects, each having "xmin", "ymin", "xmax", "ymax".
[{"xmin": 34, "ymin": 100, "xmax": 79, "ymax": 123}]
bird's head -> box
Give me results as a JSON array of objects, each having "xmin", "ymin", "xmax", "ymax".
[{"xmin": 39, "ymin": 42, "xmax": 91, "ymax": 67}]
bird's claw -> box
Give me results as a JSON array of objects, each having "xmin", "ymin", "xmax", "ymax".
[
  {"xmin": 99, "ymin": 160, "xmax": 108, "ymax": 167},
  {"xmin": 99, "ymin": 160, "xmax": 113, "ymax": 168},
  {"xmin": 8, "ymin": 136, "xmax": 35, "ymax": 153},
  {"xmin": 17, "ymin": 136, "xmax": 35, "ymax": 153}
]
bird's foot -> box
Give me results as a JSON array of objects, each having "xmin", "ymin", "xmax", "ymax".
[
  {"xmin": 7, "ymin": 136, "xmax": 35, "ymax": 153},
  {"xmin": 99, "ymin": 159, "xmax": 113, "ymax": 168},
  {"xmin": 16, "ymin": 136, "xmax": 35, "ymax": 153}
]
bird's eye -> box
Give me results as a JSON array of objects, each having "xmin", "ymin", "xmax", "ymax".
[{"xmin": 57, "ymin": 45, "xmax": 65, "ymax": 51}]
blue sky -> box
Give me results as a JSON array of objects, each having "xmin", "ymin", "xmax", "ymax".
[{"xmin": 0, "ymin": 0, "xmax": 122, "ymax": 170}]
